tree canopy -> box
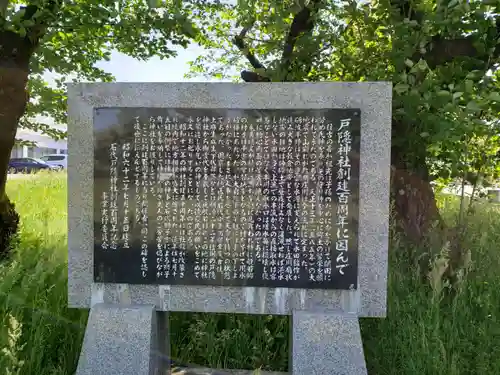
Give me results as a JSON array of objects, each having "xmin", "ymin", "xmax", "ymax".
[
  {"xmin": 0, "ymin": 0, "xmax": 205, "ymax": 141},
  {"xmin": 3, "ymin": 0, "xmax": 498, "ymax": 189},
  {"xmin": 188, "ymin": 0, "xmax": 500, "ymax": 192},
  {"xmin": 0, "ymin": 0, "xmax": 208, "ymax": 252}
]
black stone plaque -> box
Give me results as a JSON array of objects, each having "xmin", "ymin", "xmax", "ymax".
[{"xmin": 93, "ymin": 108, "xmax": 360, "ymax": 289}]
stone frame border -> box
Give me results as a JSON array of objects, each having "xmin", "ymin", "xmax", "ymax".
[{"xmin": 68, "ymin": 82, "xmax": 391, "ymax": 317}]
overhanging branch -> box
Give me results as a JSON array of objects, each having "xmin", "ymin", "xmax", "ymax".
[
  {"xmin": 392, "ymin": 0, "xmax": 500, "ymax": 70},
  {"xmin": 233, "ymin": 19, "xmax": 271, "ymax": 82},
  {"xmin": 417, "ymin": 34, "xmax": 499, "ymax": 70},
  {"xmin": 234, "ymin": 19, "xmax": 266, "ymax": 71},
  {"xmin": 279, "ymin": 0, "xmax": 322, "ymax": 80},
  {"xmin": 237, "ymin": 1, "xmax": 323, "ymax": 82}
]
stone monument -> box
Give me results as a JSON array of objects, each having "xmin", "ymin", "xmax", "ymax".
[{"xmin": 68, "ymin": 82, "xmax": 392, "ymax": 375}]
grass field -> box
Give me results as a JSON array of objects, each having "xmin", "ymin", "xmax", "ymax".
[{"xmin": 1, "ymin": 172, "xmax": 500, "ymax": 374}]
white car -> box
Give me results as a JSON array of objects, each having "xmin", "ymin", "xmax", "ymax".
[{"xmin": 40, "ymin": 154, "xmax": 68, "ymax": 170}]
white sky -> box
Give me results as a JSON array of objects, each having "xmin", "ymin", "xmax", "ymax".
[
  {"xmin": 42, "ymin": 44, "xmax": 224, "ymax": 85},
  {"xmin": 93, "ymin": 45, "xmax": 222, "ymax": 83},
  {"xmin": 37, "ymin": 43, "xmax": 233, "ymax": 130},
  {"xmin": 29, "ymin": 44, "xmax": 224, "ymax": 137}
]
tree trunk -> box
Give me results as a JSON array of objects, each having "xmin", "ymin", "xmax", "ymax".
[
  {"xmin": 390, "ymin": 119, "xmax": 449, "ymax": 272},
  {"xmin": 0, "ymin": 29, "xmax": 34, "ymax": 257},
  {"xmin": 390, "ymin": 163, "xmax": 445, "ymax": 241}
]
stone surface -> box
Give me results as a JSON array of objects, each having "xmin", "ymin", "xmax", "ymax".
[
  {"xmin": 291, "ymin": 311, "xmax": 367, "ymax": 375},
  {"xmin": 76, "ymin": 303, "xmax": 285, "ymax": 375},
  {"xmin": 76, "ymin": 303, "xmax": 163, "ymax": 375},
  {"xmin": 67, "ymin": 82, "xmax": 391, "ymax": 317}
]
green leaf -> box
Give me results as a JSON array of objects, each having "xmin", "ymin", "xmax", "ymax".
[
  {"xmin": 18, "ymin": 26, "xmax": 26, "ymax": 38},
  {"xmin": 147, "ymin": 0, "xmax": 160, "ymax": 8},
  {"xmin": 465, "ymin": 80, "xmax": 474, "ymax": 93},
  {"xmin": 182, "ymin": 21, "xmax": 197, "ymax": 38},
  {"xmin": 22, "ymin": 20, "xmax": 35, "ymax": 27},
  {"xmin": 466, "ymin": 101, "xmax": 482, "ymax": 113},
  {"xmin": 487, "ymin": 92, "xmax": 500, "ymax": 102},
  {"xmin": 394, "ymin": 83, "xmax": 410, "ymax": 94},
  {"xmin": 255, "ymin": 68, "xmax": 267, "ymax": 76},
  {"xmin": 443, "ymin": 103, "xmax": 455, "ymax": 112},
  {"xmin": 404, "ymin": 59, "xmax": 414, "ymax": 68},
  {"xmin": 414, "ymin": 59, "xmax": 429, "ymax": 72},
  {"xmin": 466, "ymin": 70, "xmax": 482, "ymax": 80}
]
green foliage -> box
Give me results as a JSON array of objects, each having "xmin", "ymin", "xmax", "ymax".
[
  {"xmin": 1, "ymin": 0, "xmax": 203, "ymax": 142},
  {"xmin": 188, "ymin": 0, "xmax": 500, "ymax": 186}
]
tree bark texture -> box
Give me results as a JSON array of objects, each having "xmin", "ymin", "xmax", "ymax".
[
  {"xmin": 390, "ymin": 150, "xmax": 445, "ymax": 246},
  {"xmin": 0, "ymin": 29, "xmax": 35, "ymax": 256},
  {"xmin": 0, "ymin": 0, "xmax": 61, "ymax": 255}
]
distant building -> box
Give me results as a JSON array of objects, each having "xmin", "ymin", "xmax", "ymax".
[{"xmin": 10, "ymin": 128, "xmax": 67, "ymax": 158}]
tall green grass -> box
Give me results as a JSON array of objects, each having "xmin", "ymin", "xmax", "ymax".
[
  {"xmin": 1, "ymin": 173, "xmax": 499, "ymax": 374},
  {"xmin": 1, "ymin": 173, "xmax": 86, "ymax": 375},
  {"xmin": 361, "ymin": 195, "xmax": 500, "ymax": 375}
]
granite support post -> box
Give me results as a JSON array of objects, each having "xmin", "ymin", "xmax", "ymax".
[
  {"xmin": 291, "ymin": 311, "xmax": 368, "ymax": 375},
  {"xmin": 76, "ymin": 303, "xmax": 166, "ymax": 375}
]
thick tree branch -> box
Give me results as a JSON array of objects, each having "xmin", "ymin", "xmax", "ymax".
[
  {"xmin": 392, "ymin": 0, "xmax": 499, "ymax": 70},
  {"xmin": 234, "ymin": 20, "xmax": 266, "ymax": 71},
  {"xmin": 280, "ymin": 0, "xmax": 322, "ymax": 80},
  {"xmin": 240, "ymin": 70, "xmax": 270, "ymax": 82},
  {"xmin": 0, "ymin": 0, "xmax": 63, "ymax": 69},
  {"xmin": 416, "ymin": 35, "xmax": 499, "ymax": 70},
  {"xmin": 22, "ymin": 0, "xmax": 63, "ymax": 41},
  {"xmin": 233, "ymin": 19, "xmax": 271, "ymax": 82},
  {"xmin": 237, "ymin": 1, "xmax": 323, "ymax": 82}
]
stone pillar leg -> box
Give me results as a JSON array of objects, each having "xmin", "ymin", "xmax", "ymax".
[
  {"xmin": 76, "ymin": 303, "xmax": 167, "ymax": 375},
  {"xmin": 291, "ymin": 311, "xmax": 368, "ymax": 375}
]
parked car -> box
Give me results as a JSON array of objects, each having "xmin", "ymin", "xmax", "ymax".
[
  {"xmin": 8, "ymin": 158, "xmax": 57, "ymax": 174},
  {"xmin": 40, "ymin": 154, "xmax": 68, "ymax": 170}
]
